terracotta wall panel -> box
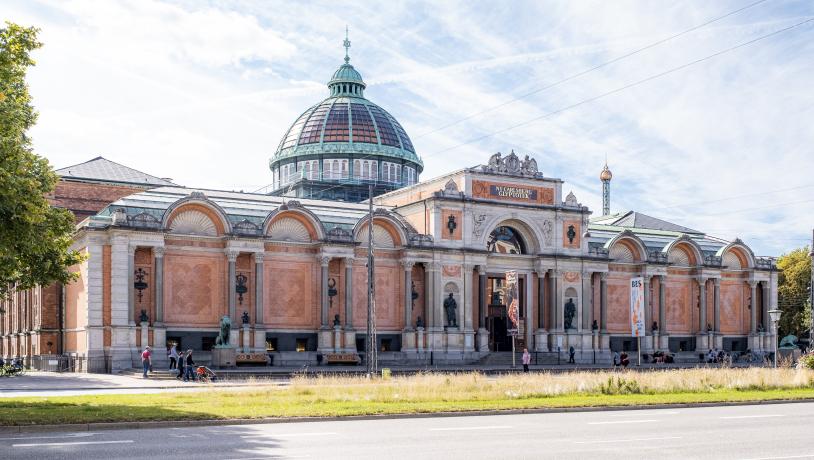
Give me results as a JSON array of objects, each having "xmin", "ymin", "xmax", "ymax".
[
  {"xmin": 163, "ymin": 252, "xmax": 224, "ymax": 326},
  {"xmin": 720, "ymin": 281, "xmax": 747, "ymax": 334},
  {"xmin": 666, "ymin": 278, "xmax": 693, "ymax": 334},
  {"xmin": 265, "ymin": 258, "xmax": 317, "ymax": 328},
  {"xmin": 606, "ymin": 273, "xmax": 631, "ymax": 333}
]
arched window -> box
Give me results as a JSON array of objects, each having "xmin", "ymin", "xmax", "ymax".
[
  {"xmin": 304, "ymin": 162, "xmax": 310, "ymax": 180},
  {"xmin": 332, "ymin": 160, "xmax": 339, "ymax": 180},
  {"xmin": 487, "ymin": 226, "xmax": 526, "ymax": 254},
  {"xmin": 354, "ymin": 160, "xmax": 361, "ymax": 178},
  {"xmin": 363, "ymin": 161, "xmax": 370, "ymax": 179}
]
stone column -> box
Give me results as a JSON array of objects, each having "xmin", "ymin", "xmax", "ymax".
[
  {"xmin": 762, "ymin": 280, "xmax": 770, "ymax": 333},
  {"xmin": 749, "ymin": 280, "xmax": 758, "ymax": 333},
  {"xmin": 582, "ymin": 271, "xmax": 593, "ymax": 330},
  {"xmin": 424, "ymin": 263, "xmax": 433, "ymax": 328},
  {"xmin": 227, "ymin": 250, "xmax": 238, "ymax": 323},
  {"xmin": 599, "ymin": 273, "xmax": 608, "ymax": 333},
  {"xmin": 478, "ymin": 266, "xmax": 487, "ymax": 329},
  {"xmin": 254, "ymin": 253, "xmax": 266, "ymax": 352},
  {"xmin": 713, "ymin": 277, "xmax": 721, "ymax": 333},
  {"xmin": 525, "ymin": 272, "xmax": 534, "ymax": 349},
  {"xmin": 320, "ymin": 256, "xmax": 330, "ymax": 328},
  {"xmin": 537, "ymin": 271, "xmax": 546, "ymax": 330},
  {"xmin": 344, "ymin": 257, "xmax": 354, "ymax": 328},
  {"xmin": 658, "ymin": 275, "xmax": 666, "ymax": 334},
  {"xmin": 643, "ymin": 275, "xmax": 652, "ymax": 351},
  {"xmin": 549, "ymin": 269, "xmax": 558, "ymax": 331},
  {"xmin": 154, "ymin": 247, "xmax": 164, "ymax": 324},
  {"xmin": 403, "ymin": 261, "xmax": 414, "ymax": 331},
  {"xmin": 254, "ymin": 253, "xmax": 264, "ymax": 326},
  {"xmin": 698, "ymin": 277, "xmax": 707, "ymax": 333},
  {"xmin": 128, "ymin": 246, "xmax": 136, "ymax": 325}
]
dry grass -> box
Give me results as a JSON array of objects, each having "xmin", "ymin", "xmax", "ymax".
[{"xmin": 2, "ymin": 368, "xmax": 813, "ymax": 426}]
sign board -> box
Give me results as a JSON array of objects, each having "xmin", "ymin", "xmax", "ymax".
[
  {"xmin": 630, "ymin": 277, "xmax": 645, "ymax": 337},
  {"xmin": 505, "ymin": 271, "xmax": 519, "ymax": 330},
  {"xmin": 508, "ymin": 329, "xmax": 519, "ymax": 337}
]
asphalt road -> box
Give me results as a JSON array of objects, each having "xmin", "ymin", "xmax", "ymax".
[{"xmin": 2, "ymin": 402, "xmax": 813, "ymax": 459}]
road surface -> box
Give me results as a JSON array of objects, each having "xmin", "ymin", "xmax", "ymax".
[{"xmin": 1, "ymin": 402, "xmax": 812, "ymax": 459}]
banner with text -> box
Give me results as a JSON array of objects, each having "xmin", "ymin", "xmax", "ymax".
[
  {"xmin": 506, "ymin": 270, "xmax": 519, "ymax": 331},
  {"xmin": 629, "ymin": 277, "xmax": 645, "ymax": 337}
]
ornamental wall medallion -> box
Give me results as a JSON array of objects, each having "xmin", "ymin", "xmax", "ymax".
[
  {"xmin": 563, "ymin": 271, "xmax": 580, "ymax": 283},
  {"xmin": 442, "ymin": 265, "xmax": 462, "ymax": 278}
]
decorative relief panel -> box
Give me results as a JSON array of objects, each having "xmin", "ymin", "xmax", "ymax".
[
  {"xmin": 562, "ymin": 220, "xmax": 581, "ymax": 249},
  {"xmin": 665, "ymin": 279, "xmax": 693, "ymax": 334},
  {"xmin": 266, "ymin": 259, "xmax": 315, "ymax": 328},
  {"xmin": 356, "ymin": 224, "xmax": 395, "ymax": 248},
  {"xmin": 609, "ymin": 243, "xmax": 635, "ymax": 263},
  {"xmin": 441, "ymin": 209, "xmax": 463, "ymax": 241},
  {"xmin": 164, "ymin": 253, "xmax": 223, "ymax": 325},
  {"xmin": 442, "ymin": 265, "xmax": 462, "ymax": 278},
  {"xmin": 563, "ymin": 271, "xmax": 580, "ymax": 283},
  {"xmin": 720, "ymin": 281, "xmax": 745, "ymax": 334},
  {"xmin": 541, "ymin": 219, "xmax": 553, "ymax": 247},
  {"xmin": 471, "ymin": 179, "xmax": 554, "ymax": 205}
]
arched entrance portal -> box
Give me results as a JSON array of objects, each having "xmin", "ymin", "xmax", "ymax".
[{"xmin": 485, "ymin": 225, "xmax": 528, "ymax": 351}]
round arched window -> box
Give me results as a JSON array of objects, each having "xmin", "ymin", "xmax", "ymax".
[{"xmin": 487, "ymin": 226, "xmax": 526, "ymax": 254}]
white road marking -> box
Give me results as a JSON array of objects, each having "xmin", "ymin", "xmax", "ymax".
[
  {"xmin": 241, "ymin": 432, "xmax": 337, "ymax": 438},
  {"xmin": 430, "ymin": 425, "xmax": 513, "ymax": 431},
  {"xmin": 588, "ymin": 419, "xmax": 658, "ymax": 425},
  {"xmin": 576, "ymin": 436, "xmax": 682, "ymax": 444},
  {"xmin": 14, "ymin": 440, "xmax": 134, "ymax": 447},
  {"xmin": 720, "ymin": 414, "xmax": 783, "ymax": 419},
  {"xmin": 609, "ymin": 411, "xmax": 680, "ymax": 417},
  {"xmin": 739, "ymin": 455, "xmax": 814, "ymax": 460},
  {"xmin": 0, "ymin": 433, "xmax": 95, "ymax": 441}
]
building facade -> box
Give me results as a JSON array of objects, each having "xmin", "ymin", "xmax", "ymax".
[{"xmin": 0, "ymin": 42, "xmax": 778, "ymax": 371}]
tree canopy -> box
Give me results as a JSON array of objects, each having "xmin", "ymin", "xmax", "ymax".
[
  {"xmin": 777, "ymin": 246, "xmax": 812, "ymax": 339},
  {"xmin": 0, "ymin": 22, "xmax": 84, "ymax": 300}
]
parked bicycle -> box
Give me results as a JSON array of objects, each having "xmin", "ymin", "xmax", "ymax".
[{"xmin": 0, "ymin": 358, "xmax": 26, "ymax": 377}]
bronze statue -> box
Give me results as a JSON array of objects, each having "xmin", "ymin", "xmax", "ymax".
[
  {"xmin": 444, "ymin": 293, "xmax": 458, "ymax": 327},
  {"xmin": 215, "ymin": 315, "xmax": 231, "ymax": 347},
  {"xmin": 564, "ymin": 298, "xmax": 576, "ymax": 330},
  {"xmin": 333, "ymin": 314, "xmax": 341, "ymax": 327},
  {"xmin": 241, "ymin": 310, "xmax": 250, "ymax": 325}
]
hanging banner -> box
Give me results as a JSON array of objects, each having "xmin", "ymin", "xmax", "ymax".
[
  {"xmin": 630, "ymin": 277, "xmax": 645, "ymax": 337},
  {"xmin": 505, "ymin": 270, "xmax": 519, "ymax": 331}
]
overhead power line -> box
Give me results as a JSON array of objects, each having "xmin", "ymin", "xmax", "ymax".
[{"xmin": 414, "ymin": 0, "xmax": 770, "ymax": 140}]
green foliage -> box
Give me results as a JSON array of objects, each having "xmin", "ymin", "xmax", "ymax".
[
  {"xmin": 0, "ymin": 22, "xmax": 84, "ymax": 300},
  {"xmin": 599, "ymin": 376, "xmax": 642, "ymax": 395},
  {"xmin": 776, "ymin": 247, "xmax": 812, "ymax": 338},
  {"xmin": 799, "ymin": 352, "xmax": 814, "ymax": 370}
]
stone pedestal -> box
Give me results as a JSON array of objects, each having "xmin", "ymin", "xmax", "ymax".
[
  {"xmin": 600, "ymin": 333, "xmax": 610, "ymax": 350},
  {"xmin": 592, "ymin": 330, "xmax": 599, "ymax": 350},
  {"xmin": 476, "ymin": 328, "xmax": 489, "ymax": 352},
  {"xmin": 417, "ymin": 327, "xmax": 425, "ymax": 352},
  {"xmin": 402, "ymin": 330, "xmax": 417, "ymax": 352},
  {"xmin": 253, "ymin": 328, "xmax": 267, "ymax": 353},
  {"xmin": 445, "ymin": 327, "xmax": 463, "ymax": 351},
  {"xmin": 229, "ymin": 327, "xmax": 240, "ymax": 347},
  {"xmin": 140, "ymin": 321, "xmax": 149, "ymax": 349},
  {"xmin": 534, "ymin": 329, "xmax": 549, "ymax": 352},
  {"xmin": 343, "ymin": 329, "xmax": 356, "ymax": 353},
  {"xmin": 242, "ymin": 325, "xmax": 251, "ymax": 353},
  {"xmin": 464, "ymin": 330, "xmax": 475, "ymax": 352},
  {"xmin": 697, "ymin": 333, "xmax": 710, "ymax": 352},
  {"xmin": 317, "ymin": 328, "xmax": 332, "ymax": 352},
  {"xmin": 758, "ymin": 332, "xmax": 766, "ymax": 353},
  {"xmin": 643, "ymin": 335, "xmax": 654, "ymax": 352},
  {"xmin": 333, "ymin": 325, "xmax": 342, "ymax": 352},
  {"xmin": 211, "ymin": 347, "xmax": 237, "ymax": 368},
  {"xmin": 652, "ymin": 332, "xmax": 660, "ymax": 351}
]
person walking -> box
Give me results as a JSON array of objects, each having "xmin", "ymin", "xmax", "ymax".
[
  {"xmin": 168, "ymin": 344, "xmax": 178, "ymax": 370},
  {"xmin": 141, "ymin": 346, "xmax": 152, "ymax": 378},
  {"xmin": 521, "ymin": 348, "xmax": 531, "ymax": 373},
  {"xmin": 568, "ymin": 346, "xmax": 576, "ymax": 364},
  {"xmin": 183, "ymin": 349, "xmax": 195, "ymax": 382},
  {"xmin": 176, "ymin": 350, "xmax": 186, "ymax": 380}
]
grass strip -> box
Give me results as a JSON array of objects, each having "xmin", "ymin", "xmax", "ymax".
[{"xmin": 2, "ymin": 387, "xmax": 814, "ymax": 426}]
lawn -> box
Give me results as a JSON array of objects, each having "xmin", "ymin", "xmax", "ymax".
[{"xmin": 2, "ymin": 368, "xmax": 813, "ymax": 426}]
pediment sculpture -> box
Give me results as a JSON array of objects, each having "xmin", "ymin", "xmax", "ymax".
[{"xmin": 481, "ymin": 150, "xmax": 541, "ymax": 177}]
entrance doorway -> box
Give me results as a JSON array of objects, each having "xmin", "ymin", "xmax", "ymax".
[{"xmin": 485, "ymin": 276, "xmax": 525, "ymax": 351}]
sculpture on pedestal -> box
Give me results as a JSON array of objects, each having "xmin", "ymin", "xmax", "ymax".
[
  {"xmin": 215, "ymin": 315, "xmax": 232, "ymax": 347},
  {"xmin": 444, "ymin": 293, "xmax": 458, "ymax": 328},
  {"xmin": 564, "ymin": 298, "xmax": 576, "ymax": 330}
]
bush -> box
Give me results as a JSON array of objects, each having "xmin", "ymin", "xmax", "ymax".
[
  {"xmin": 599, "ymin": 376, "xmax": 642, "ymax": 395},
  {"xmin": 798, "ymin": 352, "xmax": 814, "ymax": 370}
]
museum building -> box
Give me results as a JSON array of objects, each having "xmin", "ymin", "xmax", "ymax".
[{"xmin": 0, "ymin": 40, "xmax": 778, "ymax": 371}]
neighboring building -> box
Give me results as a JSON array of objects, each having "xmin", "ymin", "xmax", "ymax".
[
  {"xmin": 0, "ymin": 39, "xmax": 779, "ymax": 371},
  {"xmin": 0, "ymin": 158, "xmax": 175, "ymax": 366}
]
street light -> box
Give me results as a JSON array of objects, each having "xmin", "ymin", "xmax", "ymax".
[{"xmin": 768, "ymin": 308, "xmax": 782, "ymax": 368}]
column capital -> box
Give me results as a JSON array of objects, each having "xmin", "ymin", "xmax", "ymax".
[
  {"xmin": 127, "ymin": 245, "xmax": 137, "ymax": 256},
  {"xmin": 343, "ymin": 256, "xmax": 355, "ymax": 266},
  {"xmin": 713, "ymin": 277, "xmax": 721, "ymax": 287},
  {"xmin": 318, "ymin": 255, "xmax": 331, "ymax": 267},
  {"xmin": 599, "ymin": 272, "xmax": 608, "ymax": 281},
  {"xmin": 154, "ymin": 246, "xmax": 165, "ymax": 258},
  {"xmin": 477, "ymin": 264, "xmax": 487, "ymax": 276},
  {"xmin": 401, "ymin": 260, "xmax": 415, "ymax": 271},
  {"xmin": 748, "ymin": 279, "xmax": 759, "ymax": 288},
  {"xmin": 658, "ymin": 274, "xmax": 666, "ymax": 281},
  {"xmin": 253, "ymin": 252, "xmax": 265, "ymax": 264},
  {"xmin": 428, "ymin": 262, "xmax": 442, "ymax": 272},
  {"xmin": 549, "ymin": 268, "xmax": 559, "ymax": 278},
  {"xmin": 697, "ymin": 275, "xmax": 709, "ymax": 284},
  {"xmin": 226, "ymin": 250, "xmax": 239, "ymax": 262}
]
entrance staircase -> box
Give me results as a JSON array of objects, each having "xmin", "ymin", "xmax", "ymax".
[
  {"xmin": 119, "ymin": 368, "xmax": 180, "ymax": 380},
  {"xmin": 478, "ymin": 351, "xmax": 561, "ymax": 367}
]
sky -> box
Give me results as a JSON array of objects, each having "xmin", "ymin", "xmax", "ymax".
[{"xmin": 5, "ymin": 0, "xmax": 814, "ymax": 257}]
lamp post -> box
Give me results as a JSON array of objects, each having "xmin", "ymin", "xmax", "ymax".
[{"xmin": 768, "ymin": 308, "xmax": 782, "ymax": 368}]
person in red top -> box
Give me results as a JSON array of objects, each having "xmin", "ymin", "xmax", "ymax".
[{"xmin": 141, "ymin": 346, "xmax": 152, "ymax": 378}]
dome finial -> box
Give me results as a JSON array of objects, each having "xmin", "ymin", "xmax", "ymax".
[{"xmin": 343, "ymin": 26, "xmax": 351, "ymax": 64}]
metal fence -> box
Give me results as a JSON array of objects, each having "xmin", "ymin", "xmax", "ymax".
[{"xmin": 30, "ymin": 355, "xmax": 112, "ymax": 373}]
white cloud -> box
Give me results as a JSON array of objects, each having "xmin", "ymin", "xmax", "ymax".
[{"xmin": 5, "ymin": 0, "xmax": 814, "ymax": 255}]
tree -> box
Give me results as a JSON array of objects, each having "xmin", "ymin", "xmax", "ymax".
[
  {"xmin": 776, "ymin": 246, "xmax": 812, "ymax": 339},
  {"xmin": 0, "ymin": 22, "xmax": 84, "ymax": 301}
]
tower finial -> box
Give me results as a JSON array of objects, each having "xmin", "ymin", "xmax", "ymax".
[{"xmin": 343, "ymin": 26, "xmax": 351, "ymax": 64}]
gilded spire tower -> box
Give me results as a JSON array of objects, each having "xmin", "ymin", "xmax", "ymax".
[{"xmin": 600, "ymin": 159, "xmax": 612, "ymax": 216}]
